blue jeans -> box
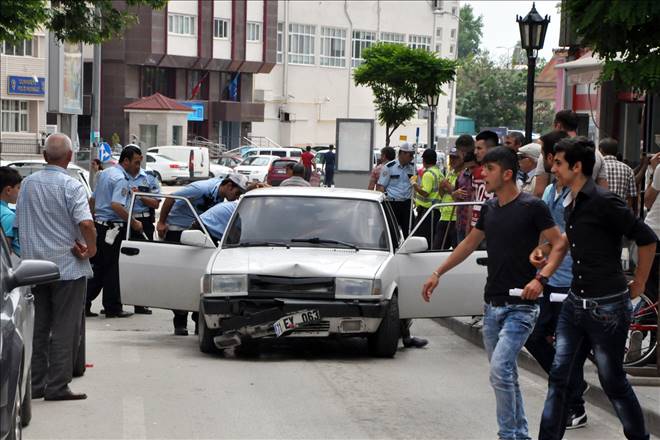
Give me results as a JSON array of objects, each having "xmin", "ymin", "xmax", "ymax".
[
  {"xmin": 539, "ymin": 292, "xmax": 649, "ymax": 440},
  {"xmin": 483, "ymin": 303, "xmax": 540, "ymax": 440}
]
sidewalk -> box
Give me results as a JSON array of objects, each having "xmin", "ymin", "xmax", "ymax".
[{"xmin": 434, "ymin": 317, "xmax": 660, "ymax": 437}]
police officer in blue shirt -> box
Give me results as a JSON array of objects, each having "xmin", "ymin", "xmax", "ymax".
[
  {"xmin": 86, "ymin": 145, "xmax": 144, "ymax": 318},
  {"xmin": 376, "ymin": 142, "xmax": 416, "ymax": 237},
  {"xmin": 192, "ymin": 200, "xmax": 239, "ymax": 244}
]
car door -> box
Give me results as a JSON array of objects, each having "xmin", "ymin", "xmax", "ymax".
[
  {"xmin": 118, "ymin": 194, "xmax": 217, "ymax": 311},
  {"xmin": 395, "ymin": 202, "xmax": 488, "ymax": 319}
]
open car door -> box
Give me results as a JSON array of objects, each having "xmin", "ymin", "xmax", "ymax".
[
  {"xmin": 394, "ymin": 202, "xmax": 488, "ymax": 319},
  {"xmin": 118, "ymin": 193, "xmax": 216, "ymax": 312}
]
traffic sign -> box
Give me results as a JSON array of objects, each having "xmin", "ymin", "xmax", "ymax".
[{"xmin": 98, "ymin": 142, "xmax": 112, "ymax": 162}]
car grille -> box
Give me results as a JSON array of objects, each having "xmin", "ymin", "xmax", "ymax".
[
  {"xmin": 292, "ymin": 320, "xmax": 330, "ymax": 333},
  {"xmin": 248, "ymin": 275, "xmax": 334, "ymax": 299},
  {"xmin": 238, "ymin": 170, "xmax": 251, "ymax": 175}
]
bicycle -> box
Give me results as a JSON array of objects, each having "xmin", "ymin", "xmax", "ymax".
[{"xmin": 624, "ymin": 294, "xmax": 658, "ymax": 367}]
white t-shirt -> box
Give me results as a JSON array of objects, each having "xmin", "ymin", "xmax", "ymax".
[
  {"xmin": 644, "ymin": 166, "xmax": 660, "ymax": 234},
  {"xmin": 535, "ymin": 149, "xmax": 608, "ymax": 182}
]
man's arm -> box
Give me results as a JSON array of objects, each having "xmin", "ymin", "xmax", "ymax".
[
  {"xmin": 630, "ymin": 242, "xmax": 657, "ymax": 298},
  {"xmin": 596, "ymin": 177, "xmax": 609, "ymax": 189},
  {"xmin": 138, "ymin": 195, "xmax": 160, "ymax": 209},
  {"xmin": 644, "ymin": 180, "xmax": 659, "ymax": 210},
  {"xmin": 533, "ymin": 172, "xmax": 549, "ymax": 198},
  {"xmin": 522, "ymin": 226, "xmax": 567, "ymax": 299},
  {"xmin": 156, "ymin": 198, "xmax": 176, "ymax": 238},
  {"xmin": 375, "ymin": 184, "xmax": 386, "ymax": 193},
  {"xmin": 88, "ymin": 196, "xmax": 95, "ymax": 215},
  {"xmin": 421, "ymin": 228, "xmax": 486, "ymax": 301},
  {"xmin": 110, "ymin": 202, "xmax": 143, "ymax": 232},
  {"xmin": 76, "ymin": 219, "xmax": 97, "ymax": 259}
]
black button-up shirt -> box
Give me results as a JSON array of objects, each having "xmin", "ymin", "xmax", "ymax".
[{"xmin": 564, "ymin": 179, "xmax": 657, "ymax": 297}]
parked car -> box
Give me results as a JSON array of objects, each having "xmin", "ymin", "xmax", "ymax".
[
  {"xmin": 266, "ymin": 158, "xmax": 298, "ymax": 186},
  {"xmin": 0, "ymin": 229, "xmax": 61, "ymax": 440},
  {"xmin": 118, "ymin": 188, "xmax": 485, "ymax": 357},
  {"xmin": 234, "ymin": 155, "xmax": 281, "ymax": 183},
  {"xmin": 147, "ymin": 146, "xmax": 210, "ymax": 180},
  {"xmin": 145, "ymin": 153, "xmax": 189, "ymax": 184},
  {"xmin": 6, "ymin": 160, "xmax": 92, "ymax": 197},
  {"xmin": 241, "ymin": 147, "xmax": 302, "ymax": 160}
]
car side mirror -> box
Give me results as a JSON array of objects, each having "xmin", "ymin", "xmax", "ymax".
[
  {"xmin": 397, "ymin": 236, "xmax": 428, "ymax": 254},
  {"xmin": 8, "ymin": 260, "xmax": 60, "ymax": 290},
  {"xmin": 180, "ymin": 230, "xmax": 215, "ymax": 248}
]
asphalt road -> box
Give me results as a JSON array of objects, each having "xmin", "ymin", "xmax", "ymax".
[{"xmin": 23, "ymin": 308, "xmax": 640, "ymax": 440}]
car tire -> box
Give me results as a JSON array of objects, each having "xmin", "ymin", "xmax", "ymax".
[
  {"xmin": 368, "ymin": 294, "xmax": 400, "ymax": 358},
  {"xmin": 20, "ymin": 369, "xmax": 31, "ymax": 428},
  {"xmin": 73, "ymin": 310, "xmax": 86, "ymax": 377},
  {"xmin": 198, "ymin": 308, "xmax": 220, "ymax": 354},
  {"xmin": 11, "ymin": 358, "xmax": 23, "ymax": 440}
]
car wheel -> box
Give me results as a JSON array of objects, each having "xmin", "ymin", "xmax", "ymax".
[
  {"xmin": 20, "ymin": 369, "xmax": 31, "ymax": 428},
  {"xmin": 368, "ymin": 294, "xmax": 400, "ymax": 358},
  {"xmin": 73, "ymin": 309, "xmax": 86, "ymax": 377},
  {"xmin": 198, "ymin": 307, "xmax": 220, "ymax": 354},
  {"xmin": 11, "ymin": 359, "xmax": 23, "ymax": 440}
]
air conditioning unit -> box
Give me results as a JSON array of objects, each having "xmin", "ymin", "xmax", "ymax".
[
  {"xmin": 279, "ymin": 109, "xmax": 292, "ymax": 122},
  {"xmin": 432, "ymin": 0, "xmax": 443, "ymax": 11},
  {"xmin": 253, "ymin": 89, "xmax": 265, "ymax": 102}
]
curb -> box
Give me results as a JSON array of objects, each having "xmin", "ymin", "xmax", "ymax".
[{"xmin": 433, "ymin": 317, "xmax": 660, "ymax": 437}]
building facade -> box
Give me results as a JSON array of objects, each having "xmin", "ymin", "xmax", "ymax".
[
  {"xmin": 100, "ymin": 0, "xmax": 277, "ymax": 149},
  {"xmin": 252, "ymin": 0, "xmax": 460, "ymax": 148}
]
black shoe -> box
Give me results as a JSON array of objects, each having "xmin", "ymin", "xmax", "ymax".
[
  {"xmin": 85, "ymin": 309, "xmax": 98, "ymax": 317},
  {"xmin": 105, "ymin": 311, "xmax": 133, "ymax": 318},
  {"xmin": 100, "ymin": 309, "xmax": 105, "ymax": 315},
  {"xmin": 566, "ymin": 410, "xmax": 588, "ymax": 430},
  {"xmin": 403, "ymin": 336, "xmax": 428, "ymax": 348},
  {"xmin": 44, "ymin": 389, "xmax": 87, "ymax": 401},
  {"xmin": 32, "ymin": 389, "xmax": 45, "ymax": 399},
  {"xmin": 174, "ymin": 327, "xmax": 189, "ymax": 336},
  {"xmin": 134, "ymin": 306, "xmax": 152, "ymax": 315}
]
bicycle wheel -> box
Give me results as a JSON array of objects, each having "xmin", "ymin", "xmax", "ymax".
[{"xmin": 624, "ymin": 294, "xmax": 658, "ymax": 367}]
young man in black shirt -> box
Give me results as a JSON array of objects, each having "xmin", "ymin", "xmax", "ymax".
[
  {"xmin": 535, "ymin": 137, "xmax": 656, "ymax": 440},
  {"xmin": 422, "ymin": 147, "xmax": 566, "ymax": 440}
]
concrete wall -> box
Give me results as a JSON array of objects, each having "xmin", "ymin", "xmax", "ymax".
[
  {"xmin": 213, "ymin": 0, "xmax": 232, "ymax": 60},
  {"xmin": 246, "ymin": 0, "xmax": 264, "ymax": 62},
  {"xmin": 126, "ymin": 110, "xmax": 189, "ymax": 147}
]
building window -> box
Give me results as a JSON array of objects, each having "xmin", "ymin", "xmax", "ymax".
[
  {"xmin": 141, "ymin": 66, "xmax": 176, "ymax": 98},
  {"xmin": 380, "ymin": 32, "xmax": 405, "ymax": 44},
  {"xmin": 276, "ymin": 22, "xmax": 283, "ymax": 63},
  {"xmin": 140, "ymin": 125, "xmax": 158, "ymax": 148},
  {"xmin": 436, "ymin": 28, "xmax": 443, "ymax": 39},
  {"xmin": 352, "ymin": 30, "xmax": 376, "ymax": 67},
  {"xmin": 435, "ymin": 43, "xmax": 442, "ymax": 53},
  {"xmin": 187, "ymin": 70, "xmax": 208, "ymax": 100},
  {"xmin": 288, "ymin": 23, "xmax": 315, "ymax": 65},
  {"xmin": 450, "ymin": 28, "xmax": 457, "ymax": 39},
  {"xmin": 247, "ymin": 22, "xmax": 262, "ymax": 42},
  {"xmin": 1, "ymin": 100, "xmax": 29, "ymax": 132},
  {"xmin": 168, "ymin": 14, "xmax": 196, "ymax": 36},
  {"xmin": 452, "ymin": 6, "xmax": 458, "ymax": 15},
  {"xmin": 214, "ymin": 18, "xmax": 229, "ymax": 39},
  {"xmin": 408, "ymin": 35, "xmax": 431, "ymax": 51},
  {"xmin": 450, "ymin": 44, "xmax": 455, "ymax": 54},
  {"xmin": 172, "ymin": 125, "xmax": 183, "ymax": 145},
  {"xmin": 1, "ymin": 39, "xmax": 33, "ymax": 56},
  {"xmin": 320, "ymin": 26, "xmax": 346, "ymax": 67}
]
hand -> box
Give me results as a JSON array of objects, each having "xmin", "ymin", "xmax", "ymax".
[
  {"xmin": 452, "ymin": 189, "xmax": 467, "ymax": 200},
  {"xmin": 629, "ymin": 279, "xmax": 645, "ymax": 299},
  {"xmin": 71, "ymin": 240, "xmax": 96, "ymax": 259},
  {"xmin": 156, "ymin": 221, "xmax": 168, "ymax": 239},
  {"xmin": 422, "ymin": 274, "xmax": 440, "ymax": 302},
  {"xmin": 650, "ymin": 153, "xmax": 660, "ymax": 171},
  {"xmin": 522, "ymin": 278, "xmax": 543, "ymax": 300},
  {"xmin": 529, "ymin": 247, "xmax": 548, "ymax": 269},
  {"xmin": 131, "ymin": 219, "xmax": 144, "ymax": 233}
]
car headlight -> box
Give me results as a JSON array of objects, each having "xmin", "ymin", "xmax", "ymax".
[
  {"xmin": 335, "ymin": 278, "xmax": 375, "ymax": 296},
  {"xmin": 202, "ymin": 274, "xmax": 247, "ymax": 295}
]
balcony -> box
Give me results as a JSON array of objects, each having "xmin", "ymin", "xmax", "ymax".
[{"xmin": 211, "ymin": 101, "xmax": 264, "ymax": 123}]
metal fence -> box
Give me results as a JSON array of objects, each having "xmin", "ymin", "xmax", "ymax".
[{"xmin": 0, "ymin": 140, "xmax": 42, "ymax": 156}]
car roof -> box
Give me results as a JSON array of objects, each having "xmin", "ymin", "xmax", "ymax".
[
  {"xmin": 246, "ymin": 147, "xmax": 300, "ymax": 151},
  {"xmin": 6, "ymin": 160, "xmax": 85, "ymax": 171},
  {"xmin": 240, "ymin": 155, "xmax": 280, "ymax": 161},
  {"xmin": 244, "ymin": 186, "xmax": 386, "ymax": 202}
]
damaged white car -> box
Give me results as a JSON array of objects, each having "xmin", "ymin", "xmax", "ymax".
[{"xmin": 119, "ymin": 188, "xmax": 486, "ymax": 357}]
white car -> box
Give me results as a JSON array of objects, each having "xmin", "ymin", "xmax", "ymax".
[
  {"xmin": 6, "ymin": 160, "xmax": 92, "ymax": 197},
  {"xmin": 145, "ymin": 153, "xmax": 189, "ymax": 184},
  {"xmin": 118, "ymin": 188, "xmax": 486, "ymax": 357},
  {"xmin": 234, "ymin": 155, "xmax": 281, "ymax": 183}
]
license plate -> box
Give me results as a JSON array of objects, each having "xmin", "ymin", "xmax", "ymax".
[
  {"xmin": 275, "ymin": 170, "xmax": 285, "ymax": 174},
  {"xmin": 273, "ymin": 309, "xmax": 321, "ymax": 337}
]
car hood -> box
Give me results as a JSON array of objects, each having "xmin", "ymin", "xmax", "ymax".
[{"xmin": 211, "ymin": 247, "xmax": 389, "ymax": 279}]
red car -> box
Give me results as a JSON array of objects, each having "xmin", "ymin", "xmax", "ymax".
[{"xmin": 266, "ymin": 158, "xmax": 298, "ymax": 186}]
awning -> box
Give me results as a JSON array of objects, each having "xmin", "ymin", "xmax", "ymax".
[{"xmin": 555, "ymin": 54, "xmax": 603, "ymax": 86}]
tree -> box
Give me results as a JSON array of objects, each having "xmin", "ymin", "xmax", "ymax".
[
  {"xmin": 563, "ymin": 0, "xmax": 660, "ymax": 92},
  {"xmin": 354, "ymin": 43, "xmax": 456, "ymax": 147},
  {"xmin": 457, "ymin": 5, "xmax": 483, "ymax": 59},
  {"xmin": 0, "ymin": 0, "xmax": 167, "ymax": 44}
]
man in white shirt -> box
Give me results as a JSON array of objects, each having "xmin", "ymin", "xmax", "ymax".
[{"xmin": 643, "ymin": 152, "xmax": 660, "ymax": 303}]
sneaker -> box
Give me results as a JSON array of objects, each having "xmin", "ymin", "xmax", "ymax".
[
  {"xmin": 566, "ymin": 410, "xmax": 588, "ymax": 430},
  {"xmin": 470, "ymin": 316, "xmax": 483, "ymax": 328},
  {"xmin": 625, "ymin": 330, "xmax": 643, "ymax": 363}
]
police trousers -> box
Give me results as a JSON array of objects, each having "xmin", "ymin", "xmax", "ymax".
[{"xmin": 86, "ymin": 222, "xmax": 125, "ymax": 315}]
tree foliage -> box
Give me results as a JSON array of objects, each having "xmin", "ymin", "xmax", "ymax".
[
  {"xmin": 354, "ymin": 43, "xmax": 456, "ymax": 147},
  {"xmin": 457, "ymin": 5, "xmax": 483, "ymax": 59},
  {"xmin": 563, "ymin": 0, "xmax": 660, "ymax": 92},
  {"xmin": 0, "ymin": 0, "xmax": 167, "ymax": 44}
]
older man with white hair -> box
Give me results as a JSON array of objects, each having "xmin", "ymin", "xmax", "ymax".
[{"xmin": 16, "ymin": 133, "xmax": 96, "ymax": 400}]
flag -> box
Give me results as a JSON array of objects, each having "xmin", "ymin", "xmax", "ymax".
[
  {"xmin": 228, "ymin": 73, "xmax": 240, "ymax": 101},
  {"xmin": 188, "ymin": 71, "xmax": 209, "ymax": 100}
]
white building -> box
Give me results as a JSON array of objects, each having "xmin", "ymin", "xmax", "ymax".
[{"xmin": 252, "ymin": 0, "xmax": 459, "ymax": 148}]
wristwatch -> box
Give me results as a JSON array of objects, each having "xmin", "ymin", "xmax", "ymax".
[{"xmin": 535, "ymin": 273, "xmax": 549, "ymax": 286}]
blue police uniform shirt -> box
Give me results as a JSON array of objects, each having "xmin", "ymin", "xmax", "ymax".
[
  {"xmin": 377, "ymin": 159, "xmax": 415, "ymax": 200},
  {"xmin": 93, "ymin": 164, "xmax": 131, "ymax": 222},
  {"xmin": 167, "ymin": 177, "xmax": 224, "ymax": 229},
  {"xmin": 200, "ymin": 200, "xmax": 238, "ymax": 240},
  {"xmin": 0, "ymin": 200, "xmax": 20, "ymax": 255},
  {"xmin": 129, "ymin": 169, "xmax": 161, "ymax": 214}
]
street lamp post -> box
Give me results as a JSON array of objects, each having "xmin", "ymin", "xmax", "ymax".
[
  {"xmin": 426, "ymin": 93, "xmax": 439, "ymax": 149},
  {"xmin": 517, "ymin": 2, "xmax": 550, "ymax": 144}
]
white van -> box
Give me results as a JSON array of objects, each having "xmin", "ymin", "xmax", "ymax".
[
  {"xmin": 242, "ymin": 147, "xmax": 302, "ymax": 160},
  {"xmin": 147, "ymin": 146, "xmax": 210, "ymax": 181}
]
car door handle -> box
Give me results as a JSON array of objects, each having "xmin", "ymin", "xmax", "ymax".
[
  {"xmin": 121, "ymin": 247, "xmax": 140, "ymax": 256},
  {"xmin": 476, "ymin": 258, "xmax": 488, "ymax": 266}
]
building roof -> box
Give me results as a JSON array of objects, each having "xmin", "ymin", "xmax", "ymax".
[
  {"xmin": 124, "ymin": 93, "xmax": 193, "ymax": 112},
  {"xmin": 534, "ymin": 50, "xmax": 567, "ymax": 101}
]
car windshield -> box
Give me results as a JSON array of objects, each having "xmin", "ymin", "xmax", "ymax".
[
  {"xmin": 224, "ymin": 196, "xmax": 389, "ymax": 251},
  {"xmin": 242, "ymin": 156, "xmax": 271, "ymax": 166}
]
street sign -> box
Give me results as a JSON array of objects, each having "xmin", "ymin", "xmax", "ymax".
[{"xmin": 98, "ymin": 142, "xmax": 112, "ymax": 162}]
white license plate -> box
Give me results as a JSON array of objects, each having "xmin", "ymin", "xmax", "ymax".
[{"xmin": 273, "ymin": 309, "xmax": 321, "ymax": 337}]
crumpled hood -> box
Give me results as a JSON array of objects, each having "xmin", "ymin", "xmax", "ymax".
[{"xmin": 210, "ymin": 247, "xmax": 389, "ymax": 279}]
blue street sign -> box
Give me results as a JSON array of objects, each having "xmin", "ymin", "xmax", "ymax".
[
  {"xmin": 99, "ymin": 142, "xmax": 112, "ymax": 162},
  {"xmin": 181, "ymin": 102, "xmax": 204, "ymax": 121},
  {"xmin": 8, "ymin": 76, "xmax": 45, "ymax": 96}
]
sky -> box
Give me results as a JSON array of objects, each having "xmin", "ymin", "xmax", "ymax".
[{"xmin": 464, "ymin": 1, "xmax": 562, "ymax": 62}]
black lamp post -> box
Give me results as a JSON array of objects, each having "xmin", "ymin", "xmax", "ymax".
[
  {"xmin": 517, "ymin": 2, "xmax": 550, "ymax": 144},
  {"xmin": 426, "ymin": 93, "xmax": 439, "ymax": 149}
]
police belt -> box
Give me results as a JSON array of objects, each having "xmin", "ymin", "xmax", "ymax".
[
  {"xmin": 385, "ymin": 196, "xmax": 412, "ymax": 203},
  {"xmin": 95, "ymin": 220, "xmax": 126, "ymax": 227},
  {"xmin": 134, "ymin": 211, "xmax": 153, "ymax": 219}
]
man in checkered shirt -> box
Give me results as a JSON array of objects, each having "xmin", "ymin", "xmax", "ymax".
[{"xmin": 599, "ymin": 138, "xmax": 637, "ymax": 207}]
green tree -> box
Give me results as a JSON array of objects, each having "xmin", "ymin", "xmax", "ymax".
[
  {"xmin": 0, "ymin": 0, "xmax": 167, "ymax": 44},
  {"xmin": 563, "ymin": 0, "xmax": 660, "ymax": 92},
  {"xmin": 354, "ymin": 43, "xmax": 456, "ymax": 147},
  {"xmin": 457, "ymin": 5, "xmax": 483, "ymax": 59}
]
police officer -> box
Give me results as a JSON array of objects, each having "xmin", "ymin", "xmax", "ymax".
[
  {"xmin": 376, "ymin": 142, "xmax": 416, "ymax": 237},
  {"xmin": 191, "ymin": 200, "xmax": 239, "ymax": 244},
  {"xmin": 412, "ymin": 149, "xmax": 442, "ymax": 247},
  {"xmin": 157, "ymin": 173, "xmax": 248, "ymax": 335},
  {"xmin": 86, "ymin": 145, "xmax": 144, "ymax": 318}
]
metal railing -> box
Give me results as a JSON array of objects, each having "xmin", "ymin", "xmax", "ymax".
[
  {"xmin": 0, "ymin": 140, "xmax": 42, "ymax": 156},
  {"xmin": 188, "ymin": 136, "xmax": 225, "ymax": 159},
  {"xmin": 242, "ymin": 135, "xmax": 282, "ymax": 149}
]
